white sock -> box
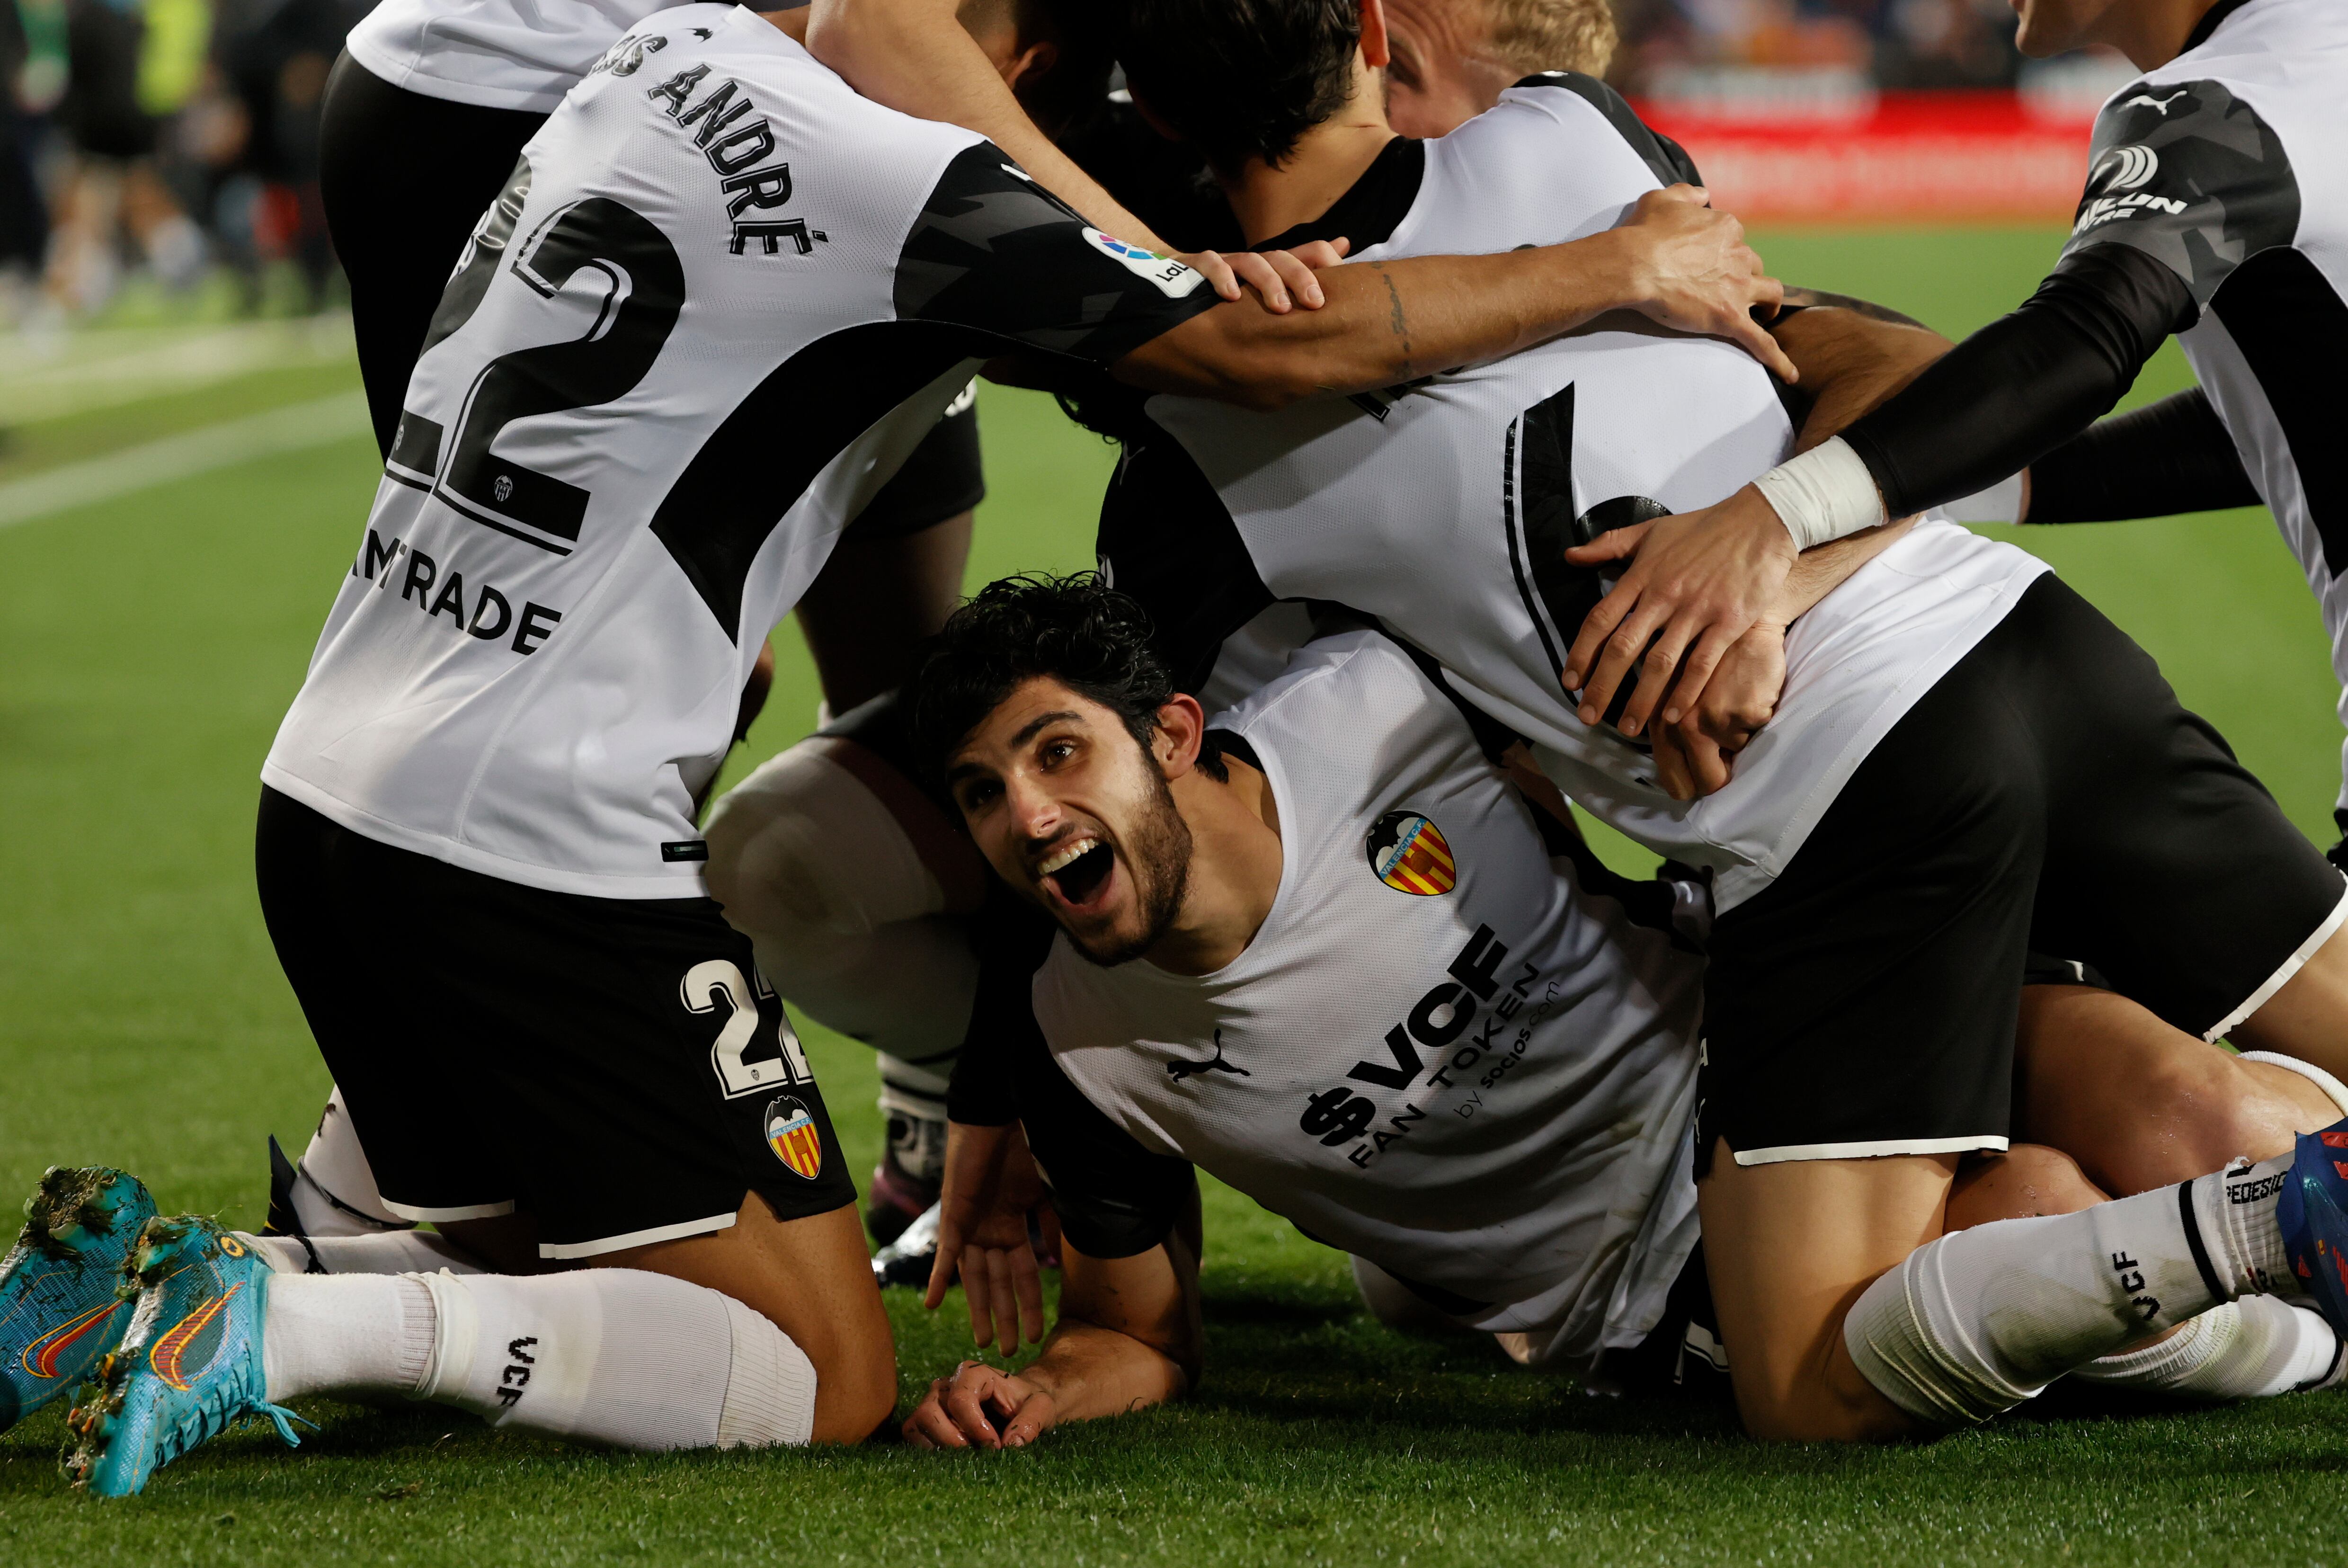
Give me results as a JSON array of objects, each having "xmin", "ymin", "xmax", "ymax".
[
  {"xmin": 2073, "ymin": 1298, "xmax": 2344, "ymax": 1401},
  {"xmin": 413, "ymin": 1270, "xmax": 816, "ymax": 1449},
  {"xmin": 291, "ymin": 1088, "xmax": 413, "ymax": 1236},
  {"xmin": 239, "ymin": 1229, "xmax": 486, "ymax": 1278},
  {"xmin": 264, "ymin": 1270, "xmax": 817, "ymax": 1448},
  {"xmin": 263, "ymin": 1274, "xmax": 438, "ymax": 1402},
  {"xmin": 1846, "ymin": 1156, "xmax": 2294, "ymax": 1427},
  {"xmin": 2191, "ymin": 1150, "xmax": 2297, "ymax": 1297}
]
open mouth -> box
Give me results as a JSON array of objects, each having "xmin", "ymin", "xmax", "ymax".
[{"xmin": 1037, "ymin": 837, "xmax": 1115, "ymax": 908}]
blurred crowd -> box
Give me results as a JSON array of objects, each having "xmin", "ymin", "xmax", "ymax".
[
  {"xmin": 1, "ymin": 0, "xmax": 362, "ymax": 323},
  {"xmin": 0, "ymin": 0, "xmax": 2072, "ymax": 328},
  {"xmin": 1615, "ymin": 0, "xmax": 2034, "ymax": 98}
]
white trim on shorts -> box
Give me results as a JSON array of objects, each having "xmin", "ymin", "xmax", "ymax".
[
  {"xmin": 2201, "ymin": 875, "xmax": 2348, "ymax": 1044},
  {"xmin": 1732, "ymin": 1134, "xmax": 2010, "ymax": 1167},
  {"xmin": 380, "ymin": 1197, "xmax": 516, "ymax": 1222},
  {"xmin": 538, "ymin": 1210, "xmax": 739, "ymax": 1260}
]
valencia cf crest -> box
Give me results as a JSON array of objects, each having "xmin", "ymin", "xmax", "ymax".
[
  {"xmin": 764, "ymin": 1095, "xmax": 825, "ymax": 1180},
  {"xmin": 1366, "ymin": 811, "xmax": 1456, "ymax": 896}
]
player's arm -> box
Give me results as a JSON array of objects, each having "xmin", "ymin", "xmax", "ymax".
[
  {"xmin": 910, "ymin": 154, "xmax": 1788, "ymax": 416},
  {"xmin": 1557, "ymin": 81, "xmax": 2295, "ymax": 732},
  {"xmin": 1111, "ymin": 186, "xmax": 1795, "ymax": 410},
  {"xmin": 904, "ymin": 1208, "xmax": 1205, "ymax": 1450},
  {"xmin": 1564, "ymin": 294, "xmax": 1937, "ymax": 738},
  {"xmin": 2008, "ymin": 388, "xmax": 2260, "ymax": 524}
]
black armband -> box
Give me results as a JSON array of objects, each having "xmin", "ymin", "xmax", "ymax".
[
  {"xmin": 1839, "ymin": 246, "xmax": 2196, "ymax": 520},
  {"xmin": 2027, "ymin": 388, "xmax": 2259, "ymax": 524}
]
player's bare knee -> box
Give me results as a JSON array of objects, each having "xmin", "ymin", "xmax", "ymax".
[
  {"xmin": 2135, "ymin": 1047, "xmax": 2300, "ymax": 1176},
  {"xmin": 1946, "ymin": 1144, "xmax": 2102, "ymax": 1229}
]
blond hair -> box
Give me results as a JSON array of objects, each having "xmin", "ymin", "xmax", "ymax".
[{"xmin": 1483, "ymin": 0, "xmax": 1619, "ymax": 78}]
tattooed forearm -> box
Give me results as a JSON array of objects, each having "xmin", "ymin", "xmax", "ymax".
[
  {"xmin": 1371, "ymin": 262, "xmax": 1414, "ymax": 380},
  {"xmin": 1778, "ymin": 287, "xmax": 1930, "ymax": 330}
]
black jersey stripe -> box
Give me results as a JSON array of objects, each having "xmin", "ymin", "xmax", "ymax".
[
  {"xmin": 2210, "ymin": 248, "xmax": 2348, "ymax": 575},
  {"xmin": 1501, "ymin": 415, "xmax": 1566, "ymax": 682},
  {"xmin": 648, "ymin": 320, "xmax": 992, "ymax": 639}
]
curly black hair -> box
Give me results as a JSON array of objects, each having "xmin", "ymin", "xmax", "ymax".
[{"xmin": 907, "ymin": 573, "xmax": 1222, "ymax": 788}]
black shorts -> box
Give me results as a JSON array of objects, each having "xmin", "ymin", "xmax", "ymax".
[
  {"xmin": 1695, "ymin": 574, "xmax": 2347, "ymax": 1174},
  {"xmin": 255, "ymin": 788, "xmax": 857, "ymax": 1257}
]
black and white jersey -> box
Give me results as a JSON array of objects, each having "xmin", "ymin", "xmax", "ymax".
[
  {"xmin": 1020, "ymin": 633, "xmax": 1707, "ymax": 1361},
  {"xmin": 1095, "ymin": 77, "xmax": 2046, "ymax": 912},
  {"xmin": 346, "ymin": 0, "xmax": 673, "ymax": 113},
  {"xmin": 265, "ymin": 6, "xmax": 1217, "ymax": 898},
  {"xmin": 2058, "ymin": 0, "xmax": 2348, "ymax": 814}
]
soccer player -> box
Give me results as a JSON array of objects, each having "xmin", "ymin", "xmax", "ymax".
[
  {"xmin": 1000, "ymin": 0, "xmax": 2348, "ymax": 1443},
  {"xmin": 1567, "ymin": 0, "xmax": 2348, "ymax": 861},
  {"xmin": 287, "ymin": 0, "xmax": 1781, "ymax": 1251},
  {"xmin": 696, "ymin": 0, "xmax": 1792, "ymax": 1246},
  {"xmin": 891, "ymin": 578, "xmax": 2348, "ymax": 1448},
  {"xmin": 35, "ymin": 0, "xmax": 1799, "ymax": 1494}
]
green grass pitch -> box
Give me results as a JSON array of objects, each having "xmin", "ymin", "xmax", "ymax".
[{"xmin": 3, "ymin": 226, "xmax": 2346, "ymax": 1566}]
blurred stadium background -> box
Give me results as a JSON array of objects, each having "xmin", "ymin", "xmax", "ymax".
[{"xmin": 5, "ymin": 2, "xmax": 2345, "ymax": 1563}]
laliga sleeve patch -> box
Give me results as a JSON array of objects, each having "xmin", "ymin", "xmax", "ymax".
[
  {"xmin": 763, "ymin": 1095, "xmax": 825, "ymax": 1180},
  {"xmin": 1366, "ymin": 810, "xmax": 1456, "ymax": 896},
  {"xmin": 1081, "ymin": 229, "xmax": 1207, "ymax": 300}
]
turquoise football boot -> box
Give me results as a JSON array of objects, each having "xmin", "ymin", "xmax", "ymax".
[
  {"xmin": 0, "ymin": 1167, "xmax": 155, "ymax": 1433},
  {"xmin": 62, "ymin": 1215, "xmax": 307, "ymax": 1497},
  {"xmin": 2277, "ymin": 1119, "xmax": 2348, "ymax": 1331}
]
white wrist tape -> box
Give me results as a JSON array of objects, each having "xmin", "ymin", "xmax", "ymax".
[
  {"xmin": 1937, "ymin": 471, "xmax": 2027, "ymax": 527},
  {"xmin": 1751, "ymin": 436, "xmax": 1890, "ymax": 550}
]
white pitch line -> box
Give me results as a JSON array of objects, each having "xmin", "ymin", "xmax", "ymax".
[{"xmin": 0, "ymin": 391, "xmax": 373, "ymax": 533}]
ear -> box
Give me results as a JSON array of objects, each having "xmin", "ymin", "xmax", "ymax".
[
  {"xmin": 1358, "ymin": 0, "xmax": 1392, "ymax": 71},
  {"xmin": 1153, "ymin": 694, "xmax": 1211, "ymax": 780},
  {"xmin": 1003, "ymin": 38, "xmax": 1059, "ymax": 98}
]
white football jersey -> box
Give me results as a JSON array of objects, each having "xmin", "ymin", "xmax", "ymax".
[
  {"xmin": 346, "ymin": 0, "xmax": 672, "ymax": 113},
  {"xmin": 1094, "ymin": 77, "xmax": 2047, "ymax": 912},
  {"xmin": 2058, "ymin": 0, "xmax": 2348, "ymax": 819},
  {"xmin": 1027, "ymin": 632, "xmax": 1707, "ymax": 1362},
  {"xmin": 265, "ymin": 6, "xmax": 1215, "ymax": 897}
]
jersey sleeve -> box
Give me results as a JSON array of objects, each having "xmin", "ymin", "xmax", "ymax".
[
  {"xmin": 892, "ymin": 142, "xmax": 1223, "ymax": 366},
  {"xmin": 1014, "ymin": 1027, "xmax": 1199, "ymax": 1262},
  {"xmin": 2059, "ymin": 79, "xmax": 2301, "ymax": 313},
  {"xmin": 1833, "ymin": 77, "xmax": 2302, "ymax": 520},
  {"xmin": 946, "ymin": 918, "xmax": 1197, "ymax": 1259},
  {"xmin": 2025, "ymin": 387, "xmax": 2261, "ymax": 524}
]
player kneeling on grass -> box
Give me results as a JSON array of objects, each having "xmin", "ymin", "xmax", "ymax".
[
  {"xmin": 880, "ymin": 576, "xmax": 2348, "ymax": 1449},
  {"xmin": 4, "ymin": 0, "xmax": 1807, "ymax": 1498}
]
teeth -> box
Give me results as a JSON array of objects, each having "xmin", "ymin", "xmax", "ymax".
[{"xmin": 1038, "ymin": 838, "xmax": 1099, "ymax": 876}]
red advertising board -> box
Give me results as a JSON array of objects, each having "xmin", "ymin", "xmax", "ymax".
[{"xmin": 1632, "ymin": 91, "xmax": 2099, "ymax": 223}]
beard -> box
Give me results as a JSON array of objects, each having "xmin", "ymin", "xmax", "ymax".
[{"xmin": 1067, "ymin": 765, "xmax": 1193, "ymax": 969}]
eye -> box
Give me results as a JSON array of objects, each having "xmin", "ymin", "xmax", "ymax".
[
  {"xmin": 1040, "ymin": 737, "xmax": 1078, "ymax": 767},
  {"xmin": 958, "ymin": 778, "xmax": 1002, "ymax": 814}
]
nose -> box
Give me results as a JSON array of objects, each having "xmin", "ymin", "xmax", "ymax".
[{"xmin": 1001, "ymin": 768, "xmax": 1064, "ymax": 849}]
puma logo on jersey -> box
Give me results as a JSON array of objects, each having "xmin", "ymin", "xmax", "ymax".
[
  {"xmin": 1167, "ymin": 1029, "xmax": 1251, "ymax": 1084},
  {"xmin": 647, "ymin": 65, "xmax": 830, "ymax": 257},
  {"xmin": 2123, "ymin": 89, "xmax": 2189, "ymax": 116}
]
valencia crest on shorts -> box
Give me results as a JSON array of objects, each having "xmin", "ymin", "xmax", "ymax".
[
  {"xmin": 1366, "ymin": 810, "xmax": 1456, "ymax": 896},
  {"xmin": 764, "ymin": 1095, "xmax": 825, "ymax": 1180}
]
